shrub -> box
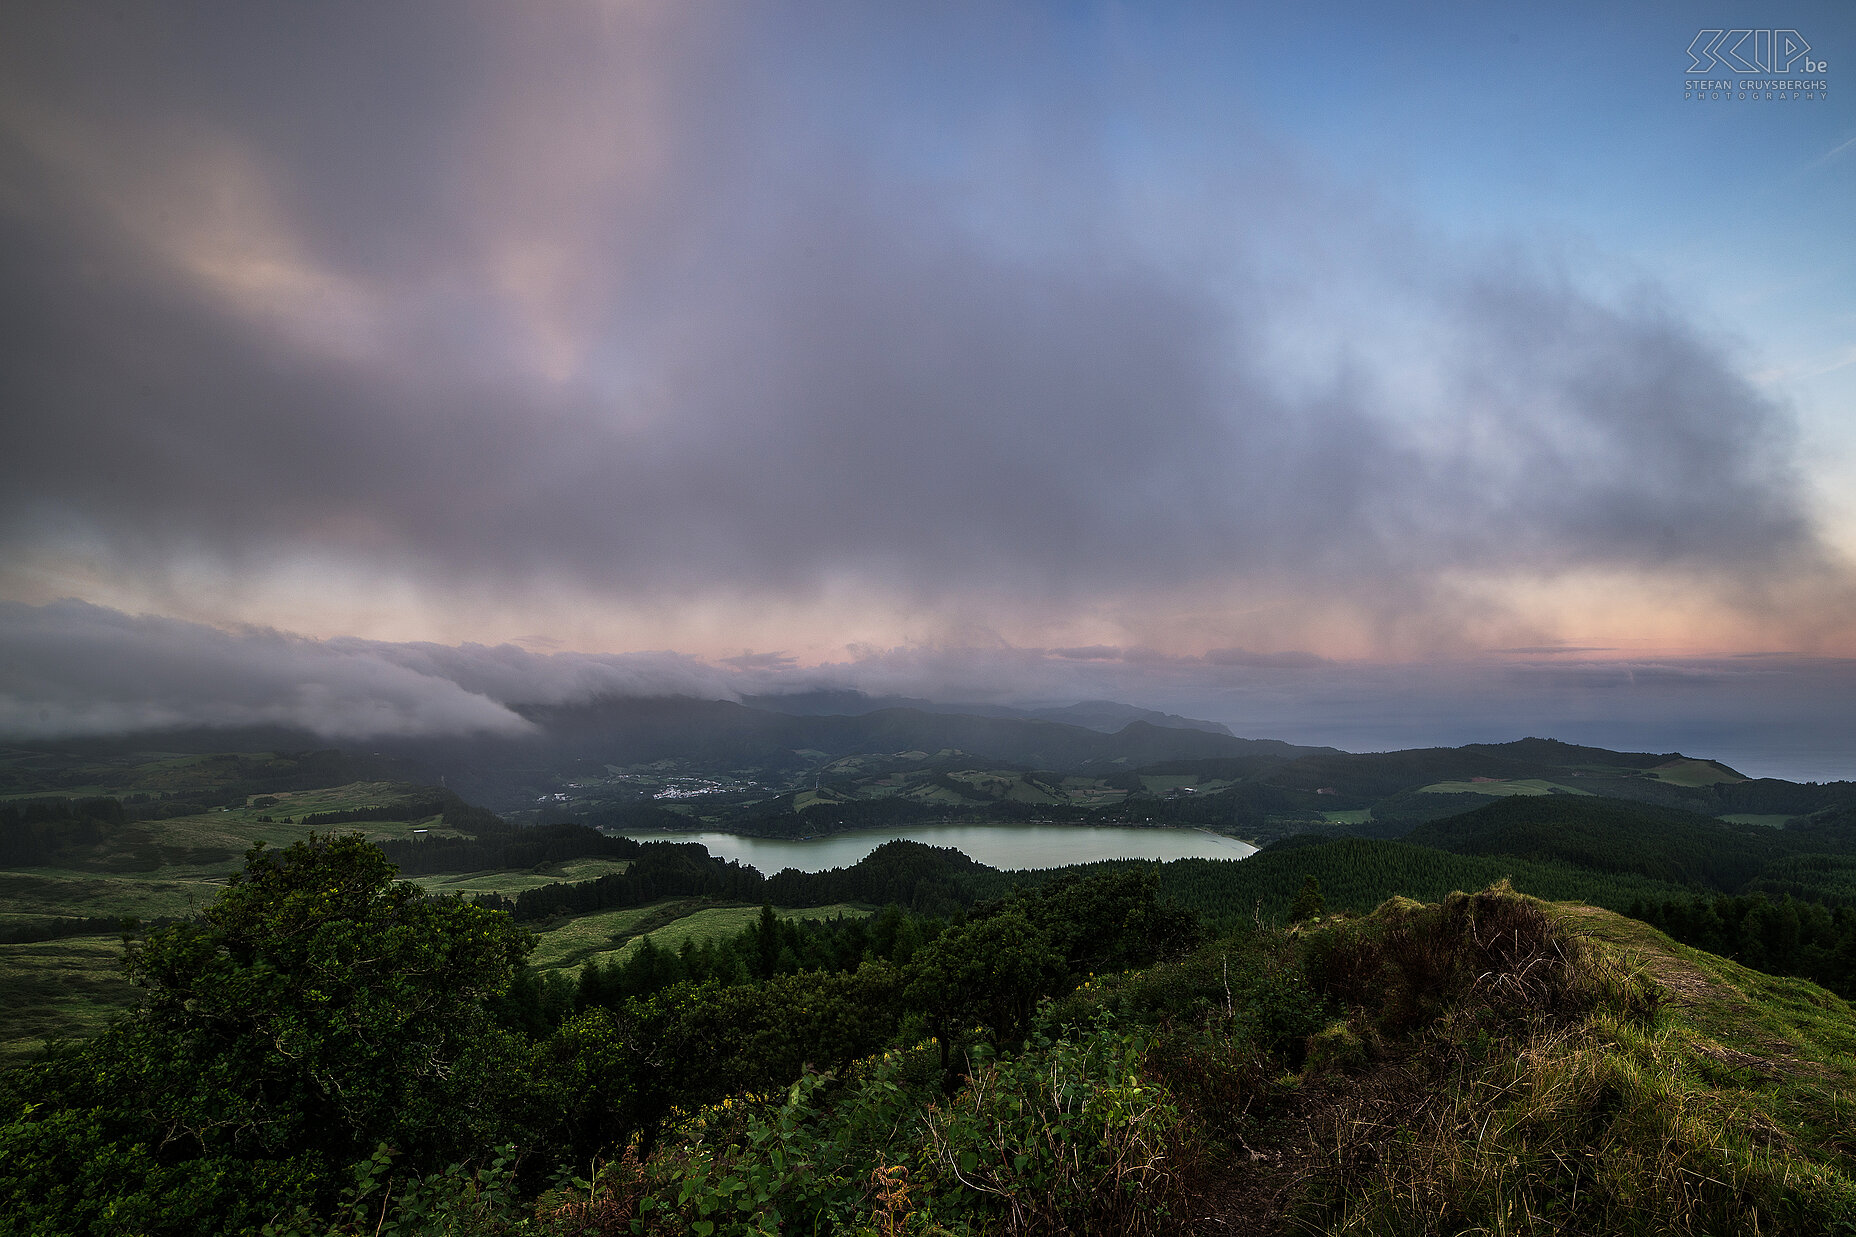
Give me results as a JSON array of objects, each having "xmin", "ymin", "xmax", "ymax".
[
  {"xmin": 1302, "ymin": 882, "xmax": 1621, "ymax": 1036},
  {"xmin": 1305, "ymin": 1021, "xmax": 1367, "ymax": 1074},
  {"xmin": 920, "ymin": 1022, "xmax": 1189, "ymax": 1236}
]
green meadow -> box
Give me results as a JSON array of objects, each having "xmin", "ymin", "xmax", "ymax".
[
  {"xmin": 1418, "ymin": 777, "xmax": 1593, "ymax": 797},
  {"xmin": 524, "ymin": 900, "xmax": 871, "ymax": 973},
  {"xmin": 1646, "ymin": 758, "xmax": 1747, "ymax": 787},
  {"xmin": 410, "ymin": 856, "xmax": 634, "ymax": 898},
  {"xmin": 0, "ymin": 935, "xmax": 137, "ymax": 1067}
]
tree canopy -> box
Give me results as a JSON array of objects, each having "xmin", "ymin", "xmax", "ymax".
[{"xmin": 1, "ymin": 835, "xmax": 535, "ymax": 1235}]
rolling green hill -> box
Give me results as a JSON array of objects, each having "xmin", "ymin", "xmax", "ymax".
[
  {"xmin": 5, "ymin": 732, "xmax": 1856, "ymax": 1234},
  {"xmin": 1403, "ymin": 795, "xmax": 1787, "ymax": 889},
  {"xmin": 10, "ymin": 844, "xmax": 1856, "ymax": 1235},
  {"xmin": 9, "ymin": 713, "xmax": 1853, "ymax": 848}
]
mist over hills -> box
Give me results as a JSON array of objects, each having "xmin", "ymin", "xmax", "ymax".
[
  {"xmin": 5, "ymin": 691, "xmax": 1852, "ymax": 842},
  {"xmin": 741, "ymin": 690, "xmax": 1237, "ymax": 736},
  {"xmin": 0, "ymin": 693, "xmax": 1320, "ymax": 814}
]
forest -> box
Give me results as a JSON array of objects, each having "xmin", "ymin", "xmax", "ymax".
[
  {"xmin": 9, "ymin": 828, "xmax": 1856, "ymax": 1234},
  {"xmin": 11, "ymin": 755, "xmax": 1856, "ymax": 1233}
]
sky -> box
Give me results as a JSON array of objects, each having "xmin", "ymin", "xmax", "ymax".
[{"xmin": 2, "ymin": 2, "xmax": 1854, "ymax": 778}]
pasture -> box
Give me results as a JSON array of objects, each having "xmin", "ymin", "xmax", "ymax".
[
  {"xmin": 0, "ymin": 935, "xmax": 137, "ymax": 1066},
  {"xmin": 527, "ymin": 900, "xmax": 872, "ymax": 974},
  {"xmin": 1417, "ymin": 778, "xmax": 1592, "ymax": 798}
]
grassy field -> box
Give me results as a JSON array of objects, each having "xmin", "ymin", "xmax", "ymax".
[
  {"xmin": 528, "ymin": 900, "xmax": 873, "ymax": 973},
  {"xmin": 792, "ymin": 789, "xmax": 849, "ymax": 812},
  {"xmin": 129, "ymin": 808, "xmax": 456, "ymax": 874},
  {"xmin": 2, "ymin": 778, "xmax": 461, "ymax": 883},
  {"xmin": 1557, "ymin": 902, "xmax": 1856, "ymax": 1180},
  {"xmin": 0, "ymin": 935, "xmax": 137, "ymax": 1067},
  {"xmin": 3, "ymin": 894, "xmax": 877, "ymax": 1064},
  {"xmin": 525, "ymin": 902, "xmax": 694, "ymax": 971},
  {"xmin": 1418, "ymin": 778, "xmax": 1593, "ymax": 798},
  {"xmin": 1719, "ymin": 813, "xmax": 1795, "ymax": 828},
  {"xmin": 0, "ymin": 829, "xmax": 583, "ymax": 924},
  {"xmin": 1647, "ymin": 758, "xmax": 1747, "ymax": 787},
  {"xmin": 0, "ymin": 766, "xmax": 650, "ymax": 1064},
  {"xmin": 412, "ymin": 857, "xmax": 633, "ymax": 898},
  {"xmin": 0, "ymin": 870, "xmax": 231, "ymax": 920},
  {"xmin": 0, "ymin": 803, "xmax": 466, "ymax": 925}
]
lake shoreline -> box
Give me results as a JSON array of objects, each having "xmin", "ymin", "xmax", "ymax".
[{"xmin": 610, "ymin": 822, "xmax": 1260, "ymax": 874}]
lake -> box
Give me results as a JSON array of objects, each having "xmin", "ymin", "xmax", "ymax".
[{"xmin": 613, "ymin": 823, "xmax": 1258, "ymax": 874}]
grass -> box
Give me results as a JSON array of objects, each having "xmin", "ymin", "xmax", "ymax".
[
  {"xmin": 1004, "ymin": 777, "xmax": 1061, "ymax": 804},
  {"xmin": 1720, "ymin": 813, "xmax": 1796, "ymax": 828},
  {"xmin": 0, "ymin": 935, "xmax": 137, "ymax": 1067},
  {"xmin": 907, "ymin": 785, "xmax": 972, "ymax": 805},
  {"xmin": 1566, "ymin": 904, "xmax": 1856, "ymax": 1068},
  {"xmin": 1649, "ymin": 758, "xmax": 1747, "ymax": 787},
  {"xmin": 1322, "ymin": 809, "xmax": 1373, "ymax": 824},
  {"xmin": 0, "ymin": 870, "xmax": 230, "ymax": 920},
  {"xmin": 1288, "ymin": 892, "xmax": 1856, "ymax": 1233},
  {"xmin": 411, "ymin": 857, "xmax": 633, "ymax": 898},
  {"xmin": 1417, "ymin": 778, "xmax": 1593, "ymax": 797},
  {"xmin": 527, "ymin": 900, "xmax": 873, "ymax": 973},
  {"xmin": 3, "ymin": 781, "xmax": 462, "ymax": 884},
  {"xmin": 525, "ymin": 902, "xmax": 697, "ymax": 971},
  {"xmin": 0, "ymin": 785, "xmax": 114, "ymax": 801},
  {"xmin": 136, "ymin": 810, "xmax": 455, "ymax": 869},
  {"xmin": 0, "ymin": 806, "xmax": 460, "ymax": 922}
]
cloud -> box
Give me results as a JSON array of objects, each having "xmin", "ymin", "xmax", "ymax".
[
  {"xmin": 720, "ymin": 652, "xmax": 799, "ymax": 671},
  {"xmin": 0, "ymin": 600, "xmax": 533, "ymax": 739},
  {"xmin": 0, "ymin": 600, "xmax": 766, "ymax": 740},
  {"xmin": 0, "ymin": 2, "xmax": 1843, "ymax": 659},
  {"xmin": 1202, "ymin": 648, "xmax": 1330, "ymax": 669},
  {"xmin": 2, "ymin": 601, "xmax": 1853, "ymax": 782},
  {"xmin": 335, "ymin": 640, "xmax": 738, "ymax": 707}
]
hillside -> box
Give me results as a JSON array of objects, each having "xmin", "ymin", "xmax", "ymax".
[
  {"xmin": 1404, "ymin": 795, "xmax": 1798, "ymax": 888},
  {"xmin": 7, "ymin": 848, "xmax": 1856, "ymax": 1235},
  {"xmin": 741, "ymin": 690, "xmax": 1240, "ymax": 736},
  {"xmin": 7, "ymin": 708, "xmax": 1853, "ymax": 845},
  {"xmin": 6, "ymin": 749, "xmax": 1856, "ymax": 1232}
]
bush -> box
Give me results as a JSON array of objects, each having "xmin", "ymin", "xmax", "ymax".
[
  {"xmin": 0, "ymin": 835, "xmax": 538, "ymax": 1237},
  {"xmin": 1302, "ymin": 882, "xmax": 1616, "ymax": 1035},
  {"xmin": 920, "ymin": 1023, "xmax": 1189, "ymax": 1236}
]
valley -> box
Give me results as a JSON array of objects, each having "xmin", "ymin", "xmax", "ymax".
[{"xmin": 6, "ymin": 710, "xmax": 1856, "ymax": 1232}]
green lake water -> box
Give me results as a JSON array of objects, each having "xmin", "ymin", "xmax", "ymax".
[{"xmin": 614, "ymin": 823, "xmax": 1257, "ymax": 874}]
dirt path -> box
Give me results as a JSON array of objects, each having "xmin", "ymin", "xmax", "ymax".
[{"xmin": 1553, "ymin": 903, "xmax": 1732, "ymax": 1007}]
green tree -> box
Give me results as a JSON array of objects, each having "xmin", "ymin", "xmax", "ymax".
[
  {"xmin": 1289, "ymin": 874, "xmax": 1326, "ymax": 923},
  {"xmin": 0, "ymin": 834, "xmax": 536, "ymax": 1236},
  {"xmin": 754, "ymin": 901, "xmax": 781, "ymax": 980},
  {"xmin": 907, "ymin": 906, "xmax": 1065, "ymax": 1065}
]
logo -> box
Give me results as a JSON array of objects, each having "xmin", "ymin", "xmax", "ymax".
[
  {"xmin": 1687, "ymin": 29, "xmax": 1823, "ymax": 74},
  {"xmin": 1684, "ymin": 29, "xmax": 1828, "ymax": 101}
]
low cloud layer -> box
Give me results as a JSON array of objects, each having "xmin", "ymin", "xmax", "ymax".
[
  {"xmin": 6, "ymin": 602, "xmax": 1852, "ymax": 783},
  {"xmin": 0, "ymin": 601, "xmax": 740, "ymax": 740},
  {"xmin": 0, "ymin": 3, "xmax": 1841, "ymax": 658},
  {"xmin": 0, "ymin": 601, "xmax": 535, "ymax": 739}
]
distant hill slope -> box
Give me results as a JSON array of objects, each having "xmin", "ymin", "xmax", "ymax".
[
  {"xmin": 509, "ymin": 697, "xmax": 1299, "ymax": 769},
  {"xmin": 7, "ymin": 703, "xmax": 1854, "ymax": 840},
  {"xmin": 1403, "ymin": 795, "xmax": 1789, "ymax": 890},
  {"xmin": 742, "ymin": 690, "xmax": 1238, "ymax": 736},
  {"xmin": 1254, "ymin": 738, "xmax": 1851, "ymax": 829}
]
